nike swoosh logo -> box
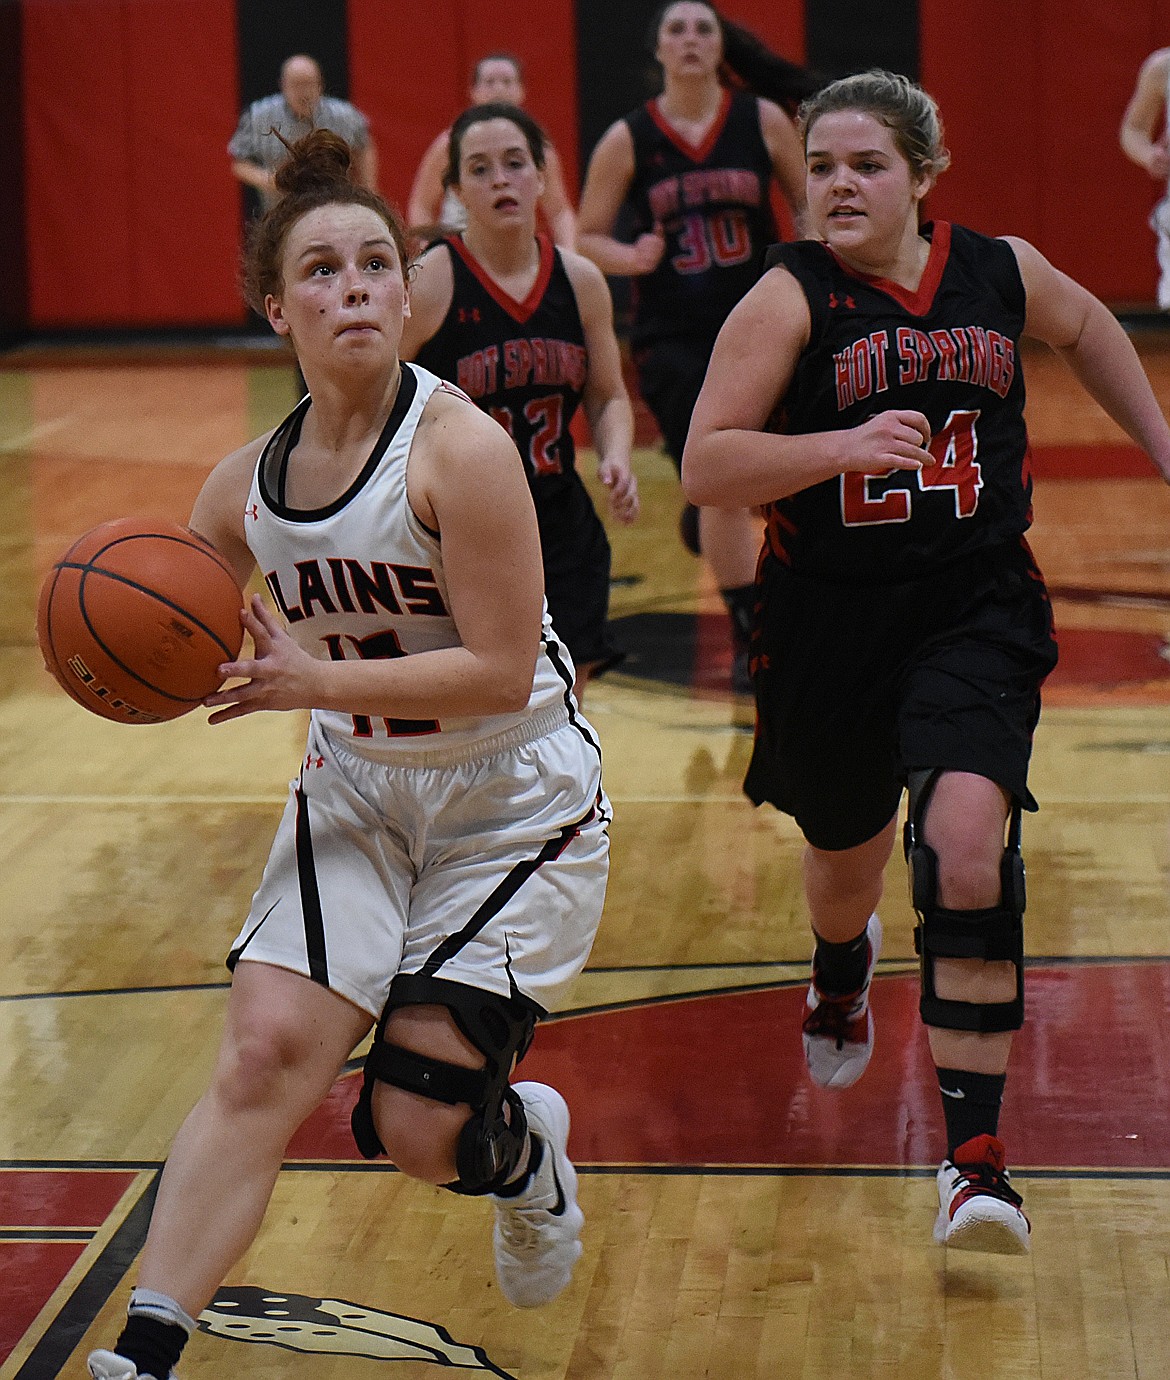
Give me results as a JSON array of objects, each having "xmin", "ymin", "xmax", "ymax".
[
  {"xmin": 549, "ymin": 1158, "xmax": 567, "ymax": 1216},
  {"xmin": 940, "ymin": 1087, "xmax": 966, "ymax": 1100}
]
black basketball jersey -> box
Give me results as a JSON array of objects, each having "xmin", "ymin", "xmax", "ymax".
[
  {"xmin": 414, "ymin": 234, "xmax": 587, "ymax": 502},
  {"xmin": 624, "ymin": 89, "xmax": 778, "ymax": 347},
  {"xmin": 762, "ymin": 222, "xmax": 1034, "ymax": 583}
]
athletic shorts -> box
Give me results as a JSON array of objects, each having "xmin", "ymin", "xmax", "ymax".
[
  {"xmin": 744, "ymin": 543, "xmax": 1059, "ymax": 851},
  {"xmin": 538, "ymin": 480, "xmax": 623, "ymax": 675},
  {"xmin": 631, "ymin": 336, "xmax": 716, "ymax": 468},
  {"xmin": 229, "ymin": 707, "xmax": 611, "ymax": 1019}
]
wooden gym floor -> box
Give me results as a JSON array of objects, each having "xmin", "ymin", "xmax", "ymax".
[{"xmin": 0, "ymin": 337, "xmax": 1168, "ymax": 1378}]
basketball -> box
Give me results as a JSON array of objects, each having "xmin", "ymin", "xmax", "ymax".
[{"xmin": 36, "ymin": 516, "xmax": 245, "ymax": 725}]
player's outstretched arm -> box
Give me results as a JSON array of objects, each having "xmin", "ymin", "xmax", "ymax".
[
  {"xmin": 1007, "ymin": 236, "xmax": 1170, "ymax": 482},
  {"xmin": 564, "ymin": 251, "xmax": 639, "ymax": 523},
  {"xmin": 576, "ymin": 122, "xmax": 665, "ymax": 277},
  {"xmin": 1120, "ymin": 50, "xmax": 1170, "ymax": 180}
]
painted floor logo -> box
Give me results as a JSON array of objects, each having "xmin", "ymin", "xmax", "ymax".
[{"xmin": 199, "ymin": 1287, "xmax": 515, "ymax": 1375}]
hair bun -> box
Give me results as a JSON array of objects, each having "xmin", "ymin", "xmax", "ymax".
[{"xmin": 273, "ymin": 128, "xmax": 355, "ymax": 198}]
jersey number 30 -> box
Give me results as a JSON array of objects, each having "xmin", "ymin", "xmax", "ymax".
[{"xmin": 840, "ymin": 409, "xmax": 982, "ymax": 526}]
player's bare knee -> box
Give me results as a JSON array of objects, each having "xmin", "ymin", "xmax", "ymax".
[{"xmin": 369, "ymin": 1082, "xmax": 466, "ymax": 1183}]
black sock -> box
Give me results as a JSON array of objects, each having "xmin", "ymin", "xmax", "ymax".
[
  {"xmin": 113, "ymin": 1315, "xmax": 188, "ymax": 1379},
  {"xmin": 492, "ymin": 1133, "xmax": 543, "ymax": 1199},
  {"xmin": 937, "ymin": 1067, "xmax": 1007, "ymax": 1159},
  {"xmin": 812, "ymin": 927, "xmax": 870, "ymax": 996},
  {"xmin": 719, "ymin": 584, "xmax": 755, "ymax": 652}
]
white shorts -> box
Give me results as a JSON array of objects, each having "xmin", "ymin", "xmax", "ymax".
[{"xmin": 230, "ymin": 707, "xmax": 610, "ymax": 1020}]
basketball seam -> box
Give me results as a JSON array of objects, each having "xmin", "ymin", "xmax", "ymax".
[{"xmin": 57, "ymin": 560, "xmax": 241, "ymax": 663}]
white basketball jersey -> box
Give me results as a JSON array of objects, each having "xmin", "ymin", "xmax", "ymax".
[{"xmin": 245, "ymin": 363, "xmax": 577, "ymax": 761}]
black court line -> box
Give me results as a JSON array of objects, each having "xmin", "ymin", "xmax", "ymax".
[
  {"xmin": 1, "ymin": 1228, "xmax": 95, "ymax": 1241},
  {"xmin": 275, "ymin": 1161, "xmax": 1170, "ymax": 1182},
  {"xmin": 0, "ymin": 982, "xmax": 231, "ymax": 1004},
  {"xmin": 13, "ymin": 1171, "xmax": 160, "ymax": 1380},
  {"xmin": 4, "ymin": 953, "xmax": 1167, "ymax": 1006}
]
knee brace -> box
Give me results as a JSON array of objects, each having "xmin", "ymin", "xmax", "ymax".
[
  {"xmin": 351, "ymin": 974, "xmax": 538, "ymax": 1195},
  {"xmin": 903, "ymin": 770, "xmax": 1026, "ymax": 1034}
]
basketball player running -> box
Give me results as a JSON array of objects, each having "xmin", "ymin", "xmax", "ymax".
[
  {"xmin": 576, "ymin": 1, "xmax": 813, "ymax": 691},
  {"xmin": 87, "ymin": 130, "xmax": 610, "ymax": 1380},
  {"xmin": 683, "ymin": 71, "xmax": 1170, "ymax": 1252},
  {"xmin": 402, "ymin": 102, "xmax": 639, "ymax": 704},
  {"xmin": 406, "ymin": 53, "xmax": 577, "ymax": 248}
]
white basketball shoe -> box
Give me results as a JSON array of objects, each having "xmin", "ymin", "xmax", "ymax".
[
  {"xmin": 934, "ymin": 1134, "xmax": 1031, "ymax": 1253},
  {"xmin": 491, "ymin": 1082, "xmax": 585, "ymax": 1307},
  {"xmin": 801, "ymin": 913, "xmax": 882, "ymax": 1088},
  {"xmin": 87, "ymin": 1351, "xmax": 177, "ymax": 1380}
]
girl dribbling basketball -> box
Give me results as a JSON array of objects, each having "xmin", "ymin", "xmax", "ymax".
[{"xmin": 86, "ymin": 129, "xmax": 610, "ymax": 1380}]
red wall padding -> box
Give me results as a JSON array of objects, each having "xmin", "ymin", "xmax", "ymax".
[
  {"xmin": 349, "ymin": 0, "xmax": 581, "ymax": 212},
  {"xmin": 21, "ymin": 1, "xmax": 1170, "ymax": 328},
  {"xmin": 922, "ymin": 0, "xmax": 1170, "ymax": 301},
  {"xmin": 23, "ymin": 0, "xmax": 243, "ymax": 328},
  {"xmin": 718, "ymin": 0, "xmax": 807, "ymax": 69}
]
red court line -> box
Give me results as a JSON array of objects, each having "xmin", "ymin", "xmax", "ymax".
[
  {"xmin": 1031, "ymin": 445, "xmax": 1152, "ymax": 480},
  {"xmin": 0, "ymin": 1241, "xmax": 87, "ymax": 1365},
  {"xmin": 0, "ymin": 1170, "xmax": 136, "ymax": 1228}
]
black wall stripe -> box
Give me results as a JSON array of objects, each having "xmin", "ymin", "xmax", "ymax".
[
  {"xmin": 0, "ymin": 0, "xmax": 27, "ymax": 346},
  {"xmin": 233, "ymin": 0, "xmax": 351, "ymax": 227},
  {"xmin": 235, "ymin": 0, "xmax": 350, "ymax": 107},
  {"xmin": 294, "ymin": 785, "xmax": 330, "ymax": 986},
  {"xmin": 575, "ymin": 0, "xmax": 663, "ymax": 177},
  {"xmin": 803, "ymin": 0, "xmax": 920, "ymax": 80}
]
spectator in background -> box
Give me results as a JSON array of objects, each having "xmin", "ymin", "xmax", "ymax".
[
  {"xmin": 406, "ymin": 53, "xmax": 577, "ymax": 247},
  {"xmin": 1121, "ymin": 48, "xmax": 1170, "ymax": 309},
  {"xmin": 229, "ymin": 54, "xmax": 378, "ymax": 209}
]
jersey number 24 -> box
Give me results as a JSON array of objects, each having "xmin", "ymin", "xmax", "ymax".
[{"xmin": 841, "ymin": 409, "xmax": 982, "ymax": 526}]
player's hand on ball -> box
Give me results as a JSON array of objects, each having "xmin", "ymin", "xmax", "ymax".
[{"xmin": 205, "ymin": 595, "xmax": 320, "ymax": 723}]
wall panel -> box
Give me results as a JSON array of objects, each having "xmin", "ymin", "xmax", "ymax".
[
  {"xmin": 124, "ymin": 0, "xmax": 241, "ymax": 324},
  {"xmin": 23, "ymin": 0, "xmax": 241, "ymax": 328},
  {"xmin": 923, "ymin": 0, "xmax": 1170, "ymax": 302},
  {"xmin": 349, "ymin": 0, "xmax": 579, "ymax": 212},
  {"xmin": 23, "ymin": 1, "xmax": 135, "ymax": 326}
]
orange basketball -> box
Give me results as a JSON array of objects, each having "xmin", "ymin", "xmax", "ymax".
[{"xmin": 36, "ymin": 517, "xmax": 245, "ymax": 725}]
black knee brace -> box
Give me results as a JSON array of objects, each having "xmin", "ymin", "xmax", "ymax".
[
  {"xmin": 903, "ymin": 770, "xmax": 1026, "ymax": 1034},
  {"xmin": 351, "ymin": 974, "xmax": 539, "ymax": 1195}
]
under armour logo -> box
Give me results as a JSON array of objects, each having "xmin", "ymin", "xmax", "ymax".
[
  {"xmin": 245, "ymin": 503, "xmax": 259, "ymax": 521},
  {"xmin": 458, "ymin": 307, "xmax": 481, "ymax": 324},
  {"xmin": 828, "ymin": 293, "xmax": 857, "ymax": 310},
  {"xmin": 304, "ymin": 753, "xmax": 324, "ymax": 771}
]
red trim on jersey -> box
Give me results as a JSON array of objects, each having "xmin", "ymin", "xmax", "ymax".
[
  {"xmin": 827, "ymin": 220, "xmax": 952, "ymax": 317},
  {"xmin": 647, "ymin": 88, "xmax": 733, "ymax": 163},
  {"xmin": 448, "ymin": 233, "xmax": 555, "ymax": 325}
]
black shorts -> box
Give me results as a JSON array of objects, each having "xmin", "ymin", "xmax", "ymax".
[
  {"xmin": 632, "ymin": 336, "xmax": 715, "ymax": 468},
  {"xmin": 744, "ymin": 543, "xmax": 1059, "ymax": 851},
  {"xmin": 537, "ymin": 479, "xmax": 623, "ymax": 676}
]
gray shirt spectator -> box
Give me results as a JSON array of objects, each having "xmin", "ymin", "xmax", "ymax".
[{"xmin": 229, "ymin": 54, "xmax": 378, "ymax": 207}]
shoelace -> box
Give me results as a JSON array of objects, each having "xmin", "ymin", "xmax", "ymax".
[
  {"xmin": 803, "ymin": 989, "xmax": 866, "ymax": 1046},
  {"xmin": 497, "ymin": 1198, "xmax": 554, "ymax": 1252},
  {"xmin": 950, "ymin": 1160, "xmax": 1025, "ymax": 1211}
]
